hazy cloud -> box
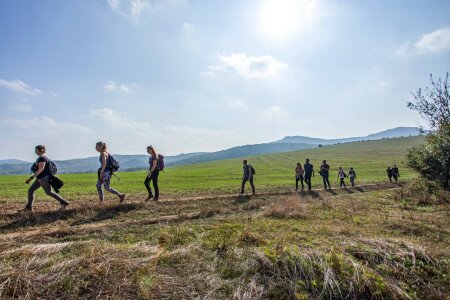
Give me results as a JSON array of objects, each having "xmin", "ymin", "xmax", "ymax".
[
  {"xmin": 0, "ymin": 79, "xmax": 42, "ymax": 95},
  {"xmin": 10, "ymin": 104, "xmax": 32, "ymax": 112},
  {"xmin": 104, "ymin": 81, "xmax": 143, "ymax": 92},
  {"xmin": 204, "ymin": 53, "xmax": 287, "ymax": 79},
  {"xmin": 395, "ymin": 27, "xmax": 450, "ymax": 56}
]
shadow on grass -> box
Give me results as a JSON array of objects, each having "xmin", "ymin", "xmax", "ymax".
[
  {"xmin": 325, "ymin": 189, "xmax": 338, "ymax": 196},
  {"xmin": 71, "ymin": 203, "xmax": 140, "ymax": 226},
  {"xmin": 235, "ymin": 195, "xmax": 251, "ymax": 204},
  {"xmin": 344, "ymin": 188, "xmax": 354, "ymax": 194},
  {"xmin": 0, "ymin": 203, "xmax": 139, "ymax": 231},
  {"xmin": 355, "ymin": 187, "xmax": 365, "ymax": 193},
  {"xmin": 308, "ymin": 190, "xmax": 321, "ymax": 199}
]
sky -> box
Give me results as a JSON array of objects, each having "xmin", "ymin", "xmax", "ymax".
[{"xmin": 0, "ymin": 0, "xmax": 449, "ymax": 161}]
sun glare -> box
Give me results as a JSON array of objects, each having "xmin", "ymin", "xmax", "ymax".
[{"xmin": 259, "ymin": 0, "xmax": 316, "ymax": 39}]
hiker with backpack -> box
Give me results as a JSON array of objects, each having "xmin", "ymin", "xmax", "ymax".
[
  {"xmin": 348, "ymin": 167, "xmax": 357, "ymax": 187},
  {"xmin": 338, "ymin": 167, "xmax": 347, "ymax": 188},
  {"xmin": 95, "ymin": 141, "xmax": 125, "ymax": 204},
  {"xmin": 304, "ymin": 159, "xmax": 314, "ymax": 191},
  {"xmin": 387, "ymin": 166, "xmax": 393, "ymax": 182},
  {"xmin": 22, "ymin": 145, "xmax": 69, "ymax": 211},
  {"xmin": 145, "ymin": 145, "xmax": 164, "ymax": 201},
  {"xmin": 320, "ymin": 160, "xmax": 331, "ymax": 189},
  {"xmin": 240, "ymin": 159, "xmax": 255, "ymax": 195},
  {"xmin": 392, "ymin": 164, "xmax": 400, "ymax": 182},
  {"xmin": 295, "ymin": 162, "xmax": 304, "ymax": 191}
]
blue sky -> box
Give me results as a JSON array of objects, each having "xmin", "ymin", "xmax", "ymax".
[{"xmin": 0, "ymin": 0, "xmax": 449, "ymax": 160}]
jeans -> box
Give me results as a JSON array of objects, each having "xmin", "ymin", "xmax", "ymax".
[
  {"xmin": 322, "ymin": 173, "xmax": 331, "ymax": 189},
  {"xmin": 241, "ymin": 177, "xmax": 255, "ymax": 194},
  {"xmin": 296, "ymin": 176, "xmax": 304, "ymax": 190},
  {"xmin": 350, "ymin": 177, "xmax": 355, "ymax": 187},
  {"xmin": 144, "ymin": 171, "xmax": 159, "ymax": 198},
  {"xmin": 96, "ymin": 170, "xmax": 121, "ymax": 201},
  {"xmin": 27, "ymin": 175, "xmax": 68, "ymax": 208},
  {"xmin": 339, "ymin": 178, "xmax": 346, "ymax": 188},
  {"xmin": 304, "ymin": 173, "xmax": 312, "ymax": 190}
]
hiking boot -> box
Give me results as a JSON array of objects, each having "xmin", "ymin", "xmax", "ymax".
[
  {"xmin": 19, "ymin": 205, "xmax": 32, "ymax": 213},
  {"xmin": 119, "ymin": 194, "xmax": 126, "ymax": 203}
]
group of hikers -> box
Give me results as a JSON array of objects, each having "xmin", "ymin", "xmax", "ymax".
[
  {"xmin": 292, "ymin": 159, "xmax": 357, "ymax": 191},
  {"xmin": 21, "ymin": 143, "xmax": 400, "ymax": 212}
]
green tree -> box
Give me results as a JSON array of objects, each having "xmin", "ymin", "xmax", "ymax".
[{"xmin": 406, "ymin": 73, "xmax": 450, "ymax": 190}]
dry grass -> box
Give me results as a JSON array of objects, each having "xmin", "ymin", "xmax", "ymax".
[{"xmin": 0, "ymin": 184, "xmax": 448, "ymax": 299}]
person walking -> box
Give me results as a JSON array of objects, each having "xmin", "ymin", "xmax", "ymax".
[
  {"xmin": 295, "ymin": 162, "xmax": 304, "ymax": 191},
  {"xmin": 145, "ymin": 145, "xmax": 160, "ymax": 201},
  {"xmin": 320, "ymin": 160, "xmax": 331, "ymax": 189},
  {"xmin": 303, "ymin": 159, "xmax": 314, "ymax": 191},
  {"xmin": 95, "ymin": 141, "xmax": 125, "ymax": 204},
  {"xmin": 387, "ymin": 166, "xmax": 393, "ymax": 182},
  {"xmin": 392, "ymin": 164, "xmax": 400, "ymax": 182},
  {"xmin": 240, "ymin": 160, "xmax": 255, "ymax": 195},
  {"xmin": 23, "ymin": 145, "xmax": 70, "ymax": 211},
  {"xmin": 338, "ymin": 167, "xmax": 347, "ymax": 188},
  {"xmin": 349, "ymin": 167, "xmax": 357, "ymax": 187}
]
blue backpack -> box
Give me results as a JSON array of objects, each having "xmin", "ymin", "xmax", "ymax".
[{"xmin": 108, "ymin": 155, "xmax": 120, "ymax": 172}]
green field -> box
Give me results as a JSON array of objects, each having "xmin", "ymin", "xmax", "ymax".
[
  {"xmin": 0, "ymin": 136, "xmax": 424, "ymax": 203},
  {"xmin": 1, "ymin": 135, "xmax": 449, "ymax": 299}
]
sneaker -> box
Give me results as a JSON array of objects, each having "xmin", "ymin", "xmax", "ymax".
[
  {"xmin": 145, "ymin": 196, "xmax": 153, "ymax": 201},
  {"xmin": 119, "ymin": 194, "xmax": 126, "ymax": 203},
  {"xmin": 60, "ymin": 202, "xmax": 69, "ymax": 210},
  {"xmin": 152, "ymin": 197, "xmax": 159, "ymax": 201}
]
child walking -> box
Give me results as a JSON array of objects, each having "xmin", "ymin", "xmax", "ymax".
[{"xmin": 338, "ymin": 167, "xmax": 347, "ymax": 188}]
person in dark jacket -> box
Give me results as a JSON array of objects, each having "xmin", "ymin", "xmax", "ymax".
[
  {"xmin": 240, "ymin": 160, "xmax": 255, "ymax": 195},
  {"xmin": 22, "ymin": 145, "xmax": 69, "ymax": 212},
  {"xmin": 304, "ymin": 159, "xmax": 314, "ymax": 191},
  {"xmin": 320, "ymin": 160, "xmax": 331, "ymax": 189},
  {"xmin": 387, "ymin": 167, "xmax": 393, "ymax": 182},
  {"xmin": 392, "ymin": 164, "xmax": 400, "ymax": 182}
]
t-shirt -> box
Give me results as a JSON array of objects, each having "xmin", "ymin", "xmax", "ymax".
[
  {"xmin": 338, "ymin": 170, "xmax": 346, "ymax": 179},
  {"xmin": 349, "ymin": 170, "xmax": 356, "ymax": 178},
  {"xmin": 295, "ymin": 166, "xmax": 303, "ymax": 177},
  {"xmin": 304, "ymin": 163, "xmax": 314, "ymax": 175},
  {"xmin": 35, "ymin": 156, "xmax": 51, "ymax": 179},
  {"xmin": 392, "ymin": 167, "xmax": 399, "ymax": 175}
]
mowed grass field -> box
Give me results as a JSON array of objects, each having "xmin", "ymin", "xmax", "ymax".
[
  {"xmin": 0, "ymin": 136, "xmax": 424, "ymax": 204},
  {"xmin": 0, "ymin": 135, "xmax": 449, "ymax": 299}
]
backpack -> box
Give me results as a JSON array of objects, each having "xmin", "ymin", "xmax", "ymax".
[
  {"xmin": 47, "ymin": 159, "xmax": 58, "ymax": 175},
  {"xmin": 249, "ymin": 165, "xmax": 255, "ymax": 175},
  {"xmin": 157, "ymin": 155, "xmax": 165, "ymax": 171},
  {"xmin": 108, "ymin": 155, "xmax": 120, "ymax": 172}
]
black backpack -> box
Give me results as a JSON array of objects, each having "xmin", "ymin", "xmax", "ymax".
[
  {"xmin": 30, "ymin": 158, "xmax": 57, "ymax": 175},
  {"xmin": 108, "ymin": 155, "xmax": 120, "ymax": 172},
  {"xmin": 249, "ymin": 165, "xmax": 256, "ymax": 175},
  {"xmin": 48, "ymin": 159, "xmax": 58, "ymax": 175}
]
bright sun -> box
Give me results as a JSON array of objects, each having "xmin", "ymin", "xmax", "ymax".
[{"xmin": 260, "ymin": 0, "xmax": 316, "ymax": 39}]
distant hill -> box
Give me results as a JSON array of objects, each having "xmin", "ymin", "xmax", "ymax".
[
  {"xmin": 0, "ymin": 159, "xmax": 30, "ymax": 165},
  {"xmin": 0, "ymin": 127, "xmax": 425, "ymax": 175},
  {"xmin": 275, "ymin": 127, "xmax": 423, "ymax": 145},
  {"xmin": 0, "ymin": 152, "xmax": 206, "ymax": 175}
]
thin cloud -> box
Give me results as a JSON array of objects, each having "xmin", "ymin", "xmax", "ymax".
[
  {"xmin": 204, "ymin": 53, "xmax": 287, "ymax": 79},
  {"xmin": 0, "ymin": 79, "xmax": 42, "ymax": 95},
  {"xmin": 395, "ymin": 27, "xmax": 450, "ymax": 56},
  {"xmin": 104, "ymin": 81, "xmax": 144, "ymax": 92},
  {"xmin": 107, "ymin": 0, "xmax": 153, "ymax": 23},
  {"xmin": 10, "ymin": 104, "xmax": 32, "ymax": 112},
  {"xmin": 0, "ymin": 116, "xmax": 94, "ymax": 135},
  {"xmin": 90, "ymin": 107, "xmax": 152, "ymax": 130},
  {"xmin": 263, "ymin": 105, "xmax": 282, "ymax": 116}
]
